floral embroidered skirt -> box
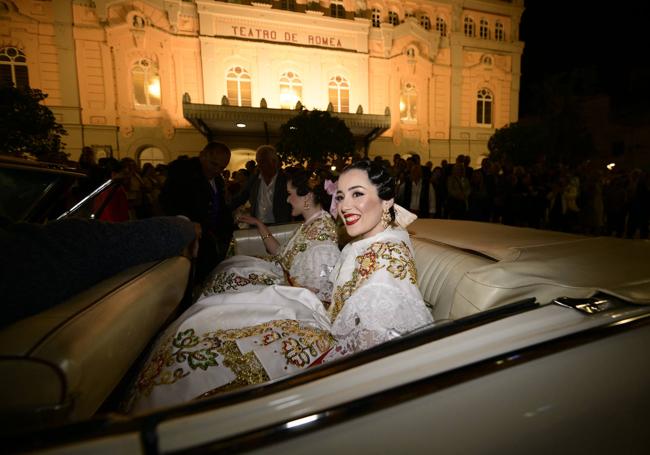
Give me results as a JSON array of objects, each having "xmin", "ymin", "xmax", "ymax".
[{"xmin": 125, "ymin": 285, "xmax": 333, "ymax": 412}]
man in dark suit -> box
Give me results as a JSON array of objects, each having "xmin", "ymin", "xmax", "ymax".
[
  {"xmin": 396, "ymin": 161, "xmax": 436, "ymax": 218},
  {"xmin": 159, "ymin": 142, "xmax": 234, "ymax": 283},
  {"xmin": 230, "ymin": 145, "xmax": 291, "ymax": 225}
]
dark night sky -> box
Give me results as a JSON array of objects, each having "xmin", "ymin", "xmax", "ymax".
[{"xmin": 518, "ymin": 0, "xmax": 649, "ymax": 117}]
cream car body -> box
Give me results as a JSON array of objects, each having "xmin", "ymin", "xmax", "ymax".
[{"xmin": 7, "ymin": 217, "xmax": 650, "ymax": 454}]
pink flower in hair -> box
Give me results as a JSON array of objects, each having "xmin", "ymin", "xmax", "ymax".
[{"xmin": 324, "ymin": 179, "xmax": 338, "ymax": 218}]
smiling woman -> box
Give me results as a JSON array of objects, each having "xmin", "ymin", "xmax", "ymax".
[
  {"xmin": 336, "ymin": 164, "xmax": 394, "ymax": 239},
  {"xmin": 126, "ymin": 159, "xmax": 432, "ymax": 412}
]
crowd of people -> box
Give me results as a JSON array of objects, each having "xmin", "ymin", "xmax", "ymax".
[
  {"xmin": 78, "ymin": 146, "xmax": 649, "ymax": 244},
  {"xmin": 387, "ymin": 152, "xmax": 649, "ymax": 240}
]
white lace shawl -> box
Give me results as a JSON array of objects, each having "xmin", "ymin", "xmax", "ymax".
[
  {"xmin": 325, "ymin": 228, "xmax": 434, "ymax": 359},
  {"xmin": 279, "ymin": 210, "xmax": 340, "ymax": 301}
]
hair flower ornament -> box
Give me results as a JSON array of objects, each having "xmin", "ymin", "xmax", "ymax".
[
  {"xmin": 393, "ymin": 204, "xmax": 417, "ymax": 228},
  {"xmin": 307, "ymin": 172, "xmax": 321, "ymax": 191},
  {"xmin": 324, "ymin": 179, "xmax": 338, "ymax": 218}
]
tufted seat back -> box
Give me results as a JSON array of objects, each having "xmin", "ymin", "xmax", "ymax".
[
  {"xmin": 411, "ymin": 237, "xmax": 494, "ymax": 320},
  {"xmin": 232, "ymin": 224, "xmax": 495, "ymax": 321}
]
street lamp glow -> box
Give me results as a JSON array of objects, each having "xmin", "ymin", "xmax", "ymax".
[
  {"xmin": 607, "ymin": 162, "xmax": 616, "ymax": 170},
  {"xmin": 280, "ymin": 89, "xmax": 299, "ymax": 109},
  {"xmin": 235, "ymin": 122, "xmax": 246, "ymax": 128},
  {"xmin": 147, "ymin": 79, "xmax": 161, "ymax": 98}
]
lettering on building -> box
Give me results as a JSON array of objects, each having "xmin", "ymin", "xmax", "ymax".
[{"xmin": 230, "ymin": 25, "xmax": 342, "ymax": 48}]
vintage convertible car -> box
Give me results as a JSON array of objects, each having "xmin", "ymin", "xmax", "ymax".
[
  {"xmin": 0, "ymin": 156, "xmax": 193, "ymax": 443},
  {"xmin": 3, "ymin": 159, "xmax": 650, "ymax": 453}
]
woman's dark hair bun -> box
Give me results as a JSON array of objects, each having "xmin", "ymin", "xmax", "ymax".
[{"xmin": 286, "ymin": 167, "xmax": 332, "ymax": 210}]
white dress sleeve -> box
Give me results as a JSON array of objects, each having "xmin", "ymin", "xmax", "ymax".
[
  {"xmin": 289, "ymin": 242, "xmax": 340, "ymax": 302},
  {"xmin": 325, "ymin": 238, "xmax": 433, "ymax": 360},
  {"xmin": 329, "ymin": 273, "xmax": 432, "ymax": 356}
]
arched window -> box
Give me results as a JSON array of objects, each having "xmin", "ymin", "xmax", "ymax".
[
  {"xmin": 388, "ymin": 11, "xmax": 399, "ymax": 26},
  {"xmin": 226, "ymin": 66, "xmax": 252, "ymax": 107},
  {"xmin": 279, "ymin": 0, "xmax": 296, "ymax": 11},
  {"xmin": 479, "ymin": 19, "xmax": 490, "ymax": 39},
  {"xmin": 495, "ymin": 21, "xmax": 505, "ymax": 41},
  {"xmin": 420, "ymin": 15, "xmax": 431, "ymax": 31},
  {"xmin": 371, "ymin": 8, "xmax": 381, "ymax": 27},
  {"xmin": 330, "ymin": 0, "xmax": 345, "ymax": 18},
  {"xmin": 406, "ymin": 47, "xmax": 416, "ymax": 58},
  {"xmin": 476, "ymin": 88, "xmax": 493, "ymax": 125},
  {"xmin": 435, "ymin": 17, "xmax": 447, "ymax": 36},
  {"xmin": 328, "ymin": 75, "xmax": 349, "ymax": 113},
  {"xmin": 464, "ymin": 17, "xmax": 475, "ymax": 37},
  {"xmin": 280, "ymin": 71, "xmax": 302, "ymax": 109},
  {"xmin": 400, "ymin": 82, "xmax": 417, "ymax": 123},
  {"xmin": 132, "ymin": 58, "xmax": 160, "ymax": 108},
  {"xmin": 138, "ymin": 146, "xmax": 166, "ymax": 167},
  {"xmin": 0, "ymin": 47, "xmax": 29, "ymax": 88}
]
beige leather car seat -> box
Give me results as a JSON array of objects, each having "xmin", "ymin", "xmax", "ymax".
[{"xmin": 411, "ymin": 237, "xmax": 494, "ymax": 320}]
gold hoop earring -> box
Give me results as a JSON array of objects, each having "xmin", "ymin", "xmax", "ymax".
[{"xmin": 381, "ymin": 206, "xmax": 391, "ymax": 229}]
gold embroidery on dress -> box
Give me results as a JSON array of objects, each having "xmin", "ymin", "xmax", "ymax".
[
  {"xmin": 282, "ymin": 337, "xmax": 319, "ymax": 367},
  {"xmin": 279, "ymin": 214, "xmax": 337, "ymax": 271},
  {"xmin": 135, "ymin": 320, "xmax": 334, "ymax": 401},
  {"xmin": 197, "ymin": 340, "xmax": 269, "ymax": 398},
  {"xmin": 135, "ymin": 329, "xmax": 212, "ymax": 398},
  {"xmin": 329, "ymin": 241, "xmax": 417, "ymax": 321},
  {"xmin": 203, "ymin": 271, "xmax": 278, "ymax": 296}
]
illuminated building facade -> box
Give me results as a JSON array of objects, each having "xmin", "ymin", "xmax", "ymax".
[{"xmin": 0, "ymin": 0, "xmax": 524, "ymax": 168}]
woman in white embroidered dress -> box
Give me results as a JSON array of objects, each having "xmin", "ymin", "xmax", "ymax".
[
  {"xmin": 202, "ymin": 168, "xmax": 340, "ymax": 302},
  {"xmin": 128, "ymin": 160, "xmax": 433, "ymax": 412}
]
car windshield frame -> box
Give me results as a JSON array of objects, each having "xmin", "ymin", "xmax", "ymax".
[
  {"xmin": 56, "ymin": 178, "xmax": 114, "ymax": 220},
  {"xmin": 0, "ymin": 160, "xmax": 88, "ymax": 223}
]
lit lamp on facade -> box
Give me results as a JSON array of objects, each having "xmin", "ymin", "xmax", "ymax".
[
  {"xmin": 280, "ymin": 89, "xmax": 299, "ymax": 109},
  {"xmin": 147, "ymin": 79, "xmax": 161, "ymax": 100}
]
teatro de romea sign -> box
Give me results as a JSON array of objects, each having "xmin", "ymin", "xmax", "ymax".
[{"xmin": 220, "ymin": 23, "xmax": 354, "ymax": 50}]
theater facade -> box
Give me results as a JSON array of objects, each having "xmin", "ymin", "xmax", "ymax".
[{"xmin": 1, "ymin": 0, "xmax": 524, "ymax": 169}]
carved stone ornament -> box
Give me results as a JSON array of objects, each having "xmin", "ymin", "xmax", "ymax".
[
  {"xmin": 121, "ymin": 125, "xmax": 134, "ymax": 138},
  {"xmin": 163, "ymin": 123, "xmax": 175, "ymax": 140},
  {"xmin": 132, "ymin": 28, "xmax": 145, "ymax": 48}
]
